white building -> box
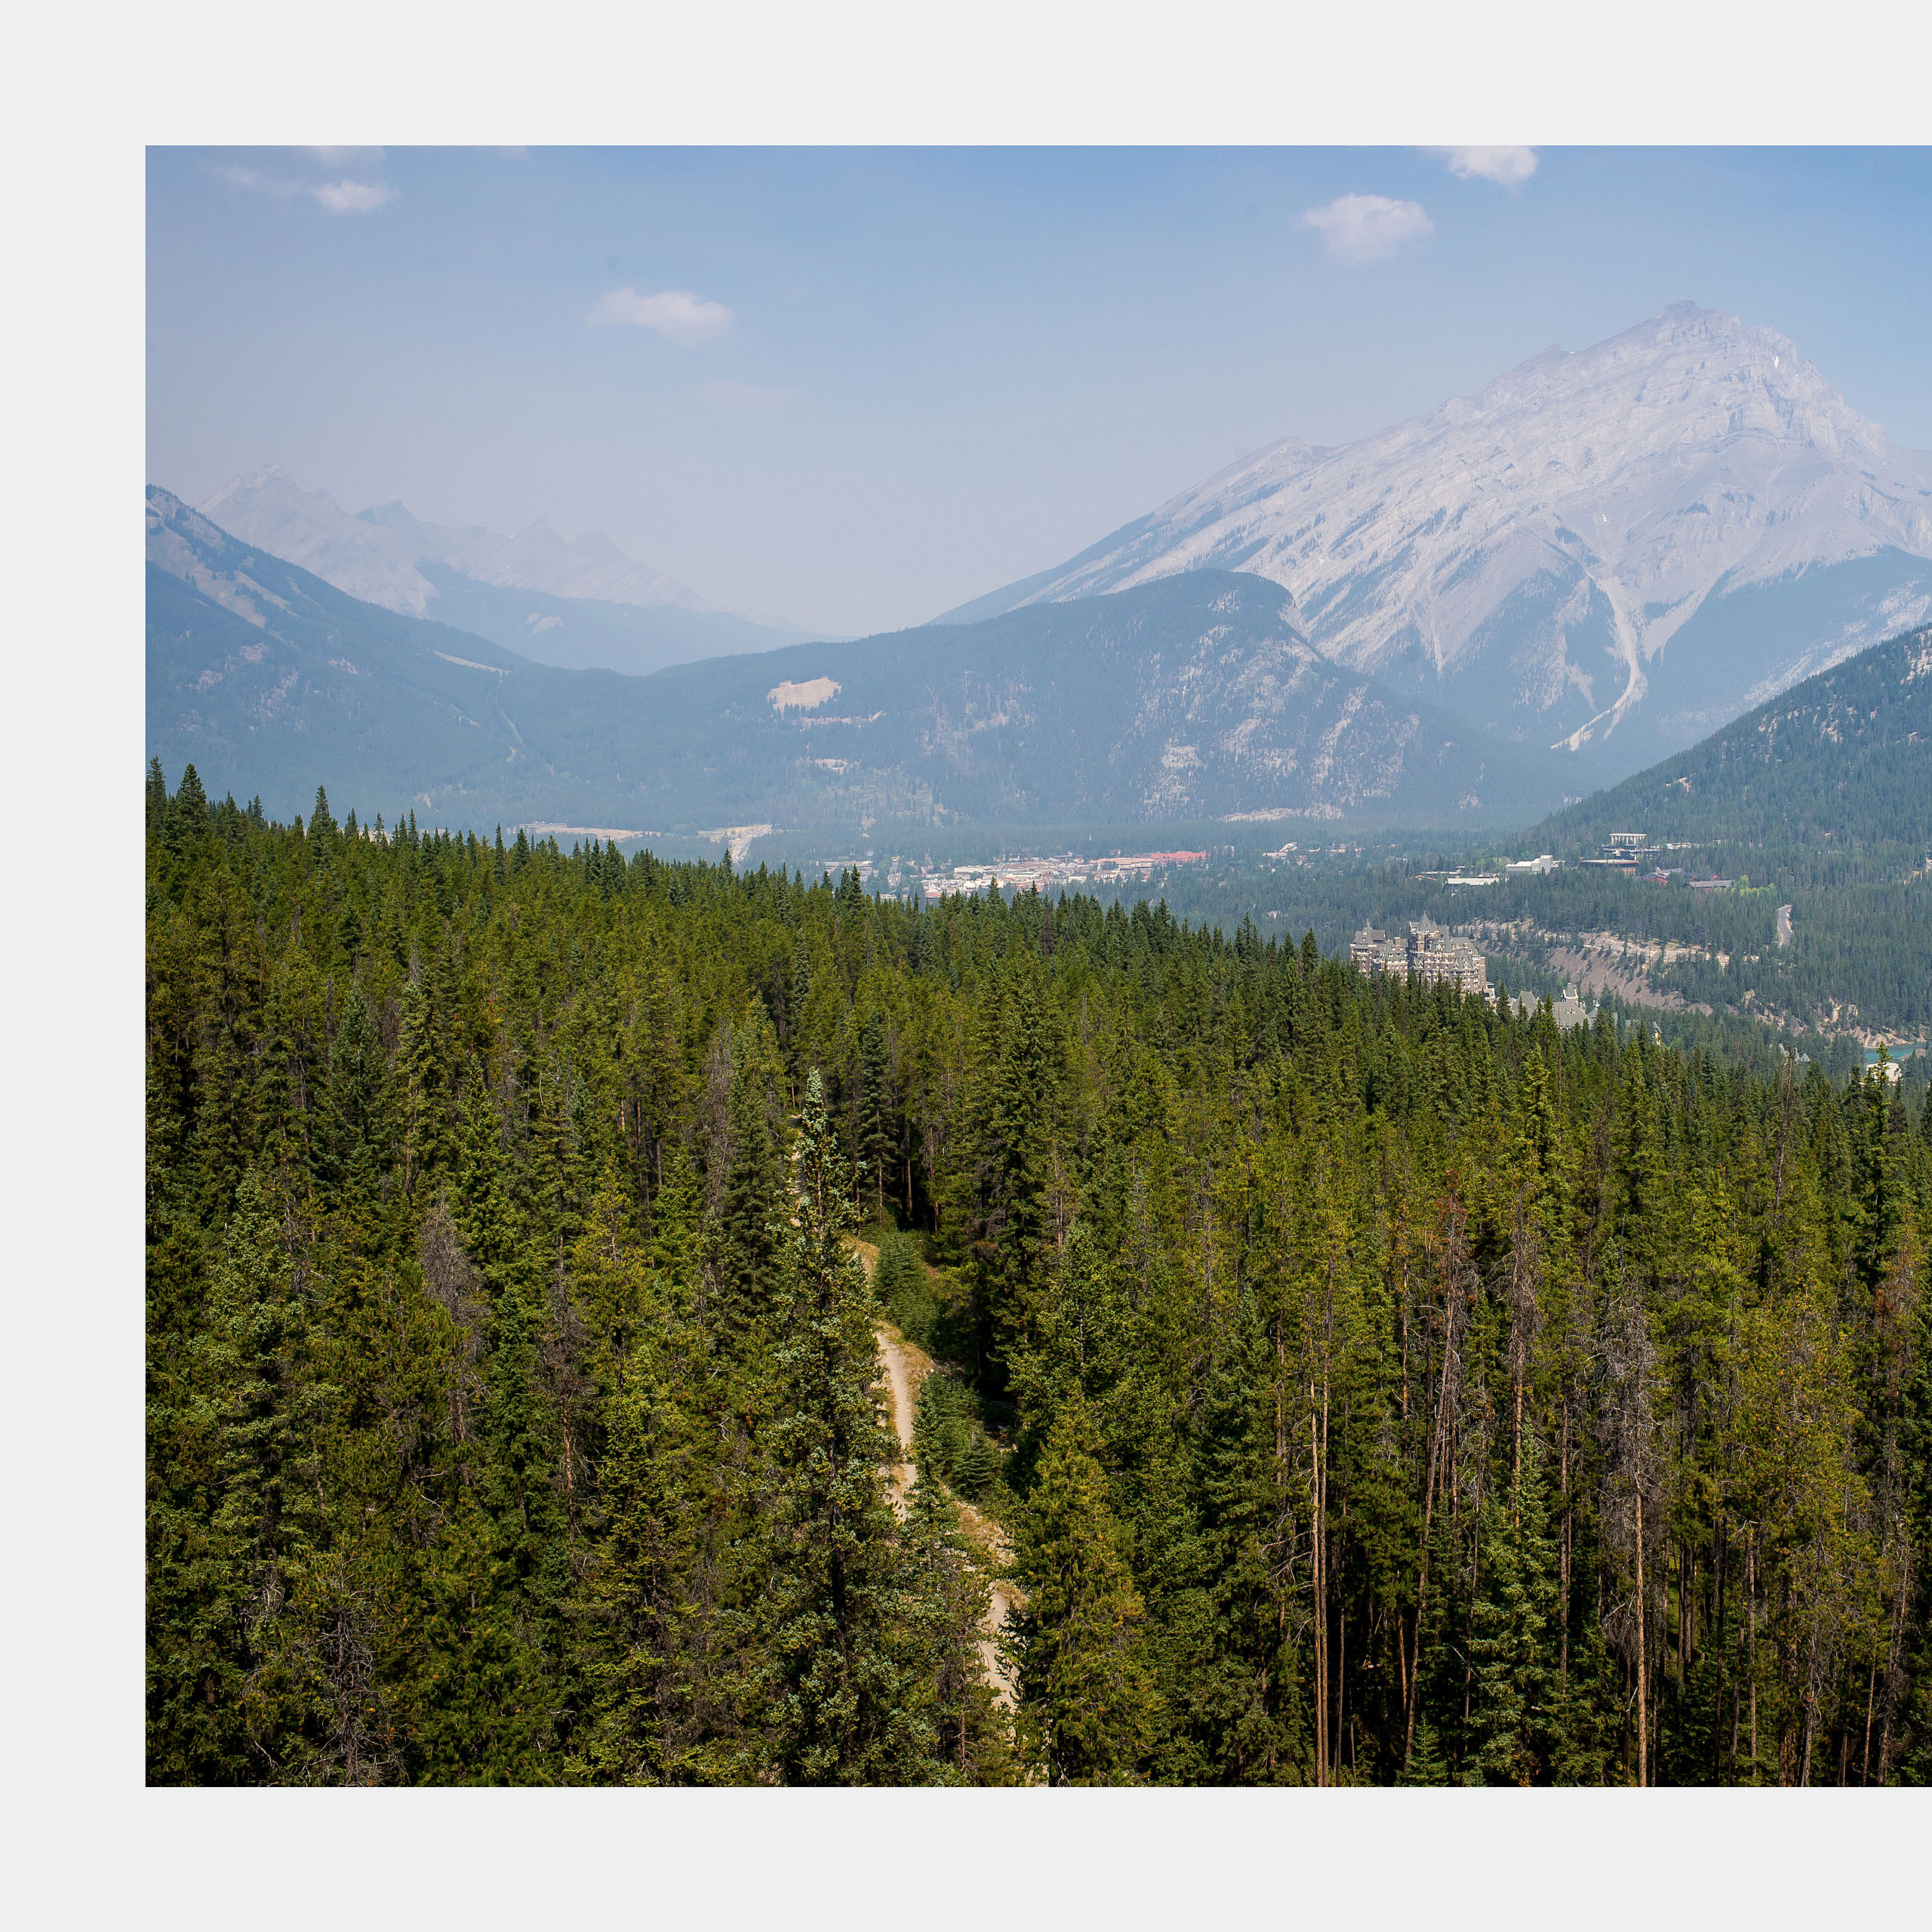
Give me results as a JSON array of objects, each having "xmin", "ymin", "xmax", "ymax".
[{"xmin": 1352, "ymin": 917, "xmax": 1491, "ymax": 1001}]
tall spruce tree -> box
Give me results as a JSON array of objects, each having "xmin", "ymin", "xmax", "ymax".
[
  {"xmin": 1011, "ymin": 1392, "xmax": 1158, "ymax": 1784},
  {"xmin": 756, "ymin": 1071, "xmax": 937, "ymax": 1783},
  {"xmin": 718, "ymin": 1009, "xmax": 785, "ymax": 1317},
  {"xmin": 1186, "ymin": 1291, "xmax": 1301, "ymax": 1781},
  {"xmin": 1463, "ymin": 1433, "xmax": 1561, "ymax": 1784},
  {"xmin": 858, "ymin": 1007, "xmax": 892, "ymax": 1230}
]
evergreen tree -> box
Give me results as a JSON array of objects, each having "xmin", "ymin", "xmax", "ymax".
[
  {"xmin": 913, "ymin": 1371, "xmax": 971, "ymax": 1487},
  {"xmin": 143, "ymin": 770, "xmax": 1932, "ymax": 1786},
  {"xmin": 572, "ymin": 1270, "xmax": 719, "ymax": 1784},
  {"xmin": 395, "ymin": 973, "xmax": 452, "ymax": 1202},
  {"xmin": 197, "ymin": 1168, "xmax": 334, "ymax": 1775},
  {"xmin": 1401, "ymin": 1713, "xmax": 1451, "ymax": 1786},
  {"xmin": 318, "ymin": 978, "xmax": 392, "ymax": 1211},
  {"xmin": 955, "ymin": 961, "xmax": 1062, "ymax": 1391},
  {"xmin": 1185, "ymin": 1294, "xmax": 1302, "ymax": 1781},
  {"xmin": 1463, "ymin": 1434, "xmax": 1561, "ymax": 1784},
  {"xmin": 146, "ymin": 757, "xmax": 170, "ymax": 844},
  {"xmin": 1011, "ymin": 1393, "xmax": 1158, "ymax": 1784},
  {"xmin": 454, "ymin": 1073, "xmax": 516, "ymax": 1284},
  {"xmin": 756, "ymin": 1071, "xmax": 936, "ymax": 1783},
  {"xmin": 717, "ymin": 1017, "xmax": 784, "ymax": 1352},
  {"xmin": 165, "ymin": 762, "xmax": 210, "ymax": 860},
  {"xmin": 858, "ymin": 1007, "xmax": 892, "ymax": 1229},
  {"xmin": 872, "ymin": 1230, "xmax": 934, "ymax": 1344},
  {"xmin": 467, "ymin": 1263, "xmax": 569, "ymax": 1779}
]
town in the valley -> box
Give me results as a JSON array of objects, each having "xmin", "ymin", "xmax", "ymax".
[
  {"xmin": 792, "ymin": 827, "xmax": 1924, "ymax": 1074},
  {"xmin": 815, "ymin": 848, "xmax": 1214, "ymax": 900}
]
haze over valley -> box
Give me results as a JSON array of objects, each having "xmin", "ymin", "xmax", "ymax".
[
  {"xmin": 156, "ymin": 304, "xmax": 1932, "ymax": 841},
  {"xmin": 198, "ymin": 465, "xmax": 822, "ymax": 677},
  {"xmin": 149, "ymin": 485, "xmax": 1597, "ymax": 835}
]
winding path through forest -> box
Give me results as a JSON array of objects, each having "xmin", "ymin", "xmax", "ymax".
[
  {"xmin": 851, "ymin": 1238, "xmax": 1017, "ymax": 1709},
  {"xmin": 875, "ymin": 1315, "xmax": 918, "ymax": 1510}
]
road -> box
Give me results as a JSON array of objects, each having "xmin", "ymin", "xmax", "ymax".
[{"xmin": 1777, "ymin": 903, "xmax": 1794, "ymax": 948}]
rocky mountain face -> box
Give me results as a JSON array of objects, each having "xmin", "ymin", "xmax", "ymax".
[
  {"xmin": 942, "ymin": 305, "xmax": 1932, "ymax": 776},
  {"xmin": 189, "ymin": 466, "xmax": 817, "ymax": 675},
  {"xmin": 146, "ymin": 488, "xmax": 1586, "ymax": 833},
  {"xmin": 638, "ymin": 569, "xmax": 1592, "ymax": 830}
]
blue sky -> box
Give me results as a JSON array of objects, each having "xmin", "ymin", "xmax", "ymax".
[{"xmin": 147, "ymin": 146, "xmax": 1932, "ymax": 637}]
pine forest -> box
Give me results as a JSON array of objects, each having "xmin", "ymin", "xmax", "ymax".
[{"xmin": 146, "ymin": 763, "xmax": 1932, "ymax": 1786}]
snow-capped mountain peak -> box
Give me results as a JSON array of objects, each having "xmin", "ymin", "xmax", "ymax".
[{"xmin": 955, "ymin": 304, "xmax": 1932, "ymax": 773}]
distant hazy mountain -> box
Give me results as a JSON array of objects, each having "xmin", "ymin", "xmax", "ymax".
[
  {"xmin": 192, "ymin": 466, "xmax": 821, "ymax": 675},
  {"xmin": 942, "ymin": 305, "xmax": 1932, "ymax": 777},
  {"xmin": 149, "ymin": 486, "xmax": 592, "ymax": 827},
  {"xmin": 1521, "ymin": 623, "xmax": 1932, "ymax": 857},
  {"xmin": 147, "ymin": 488, "xmax": 1589, "ymax": 834}
]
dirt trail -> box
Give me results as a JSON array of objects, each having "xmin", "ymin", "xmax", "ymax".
[
  {"xmin": 850, "ymin": 1238, "xmax": 917, "ymax": 1510},
  {"xmin": 964, "ymin": 1524, "xmax": 1018, "ymax": 1709},
  {"xmin": 875, "ymin": 1318, "xmax": 921, "ymax": 1511},
  {"xmin": 854, "ymin": 1238, "xmax": 1018, "ymax": 1710}
]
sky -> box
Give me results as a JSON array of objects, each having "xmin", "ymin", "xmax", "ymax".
[{"xmin": 147, "ymin": 146, "xmax": 1932, "ymax": 638}]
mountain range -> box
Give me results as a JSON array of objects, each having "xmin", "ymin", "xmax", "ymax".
[
  {"xmin": 151, "ymin": 303, "xmax": 1932, "ymax": 844},
  {"xmin": 942, "ymin": 304, "xmax": 1932, "ymax": 777},
  {"xmin": 147, "ymin": 487, "xmax": 1591, "ymax": 835},
  {"xmin": 194, "ymin": 466, "xmax": 820, "ymax": 678}
]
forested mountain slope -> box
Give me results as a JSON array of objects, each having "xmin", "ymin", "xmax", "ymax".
[
  {"xmin": 147, "ymin": 762, "xmax": 1932, "ymax": 1785},
  {"xmin": 1525, "ymin": 624, "xmax": 1932, "ymax": 857},
  {"xmin": 148, "ymin": 488, "xmax": 1587, "ymax": 832},
  {"xmin": 617, "ymin": 569, "xmax": 1589, "ymax": 829},
  {"xmin": 149, "ymin": 486, "xmax": 617, "ymax": 826}
]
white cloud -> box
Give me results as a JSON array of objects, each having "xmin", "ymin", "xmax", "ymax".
[
  {"xmin": 214, "ymin": 163, "xmax": 394, "ymax": 213},
  {"xmin": 1427, "ymin": 146, "xmax": 1539, "ymax": 188},
  {"xmin": 589, "ymin": 287, "xmax": 735, "ymax": 345},
  {"xmin": 310, "ymin": 179, "xmax": 397, "ymax": 214},
  {"xmin": 1301, "ymin": 194, "xmax": 1433, "ymax": 265},
  {"xmin": 306, "ymin": 146, "xmax": 386, "ymax": 168},
  {"xmin": 217, "ymin": 165, "xmax": 297, "ymax": 200}
]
